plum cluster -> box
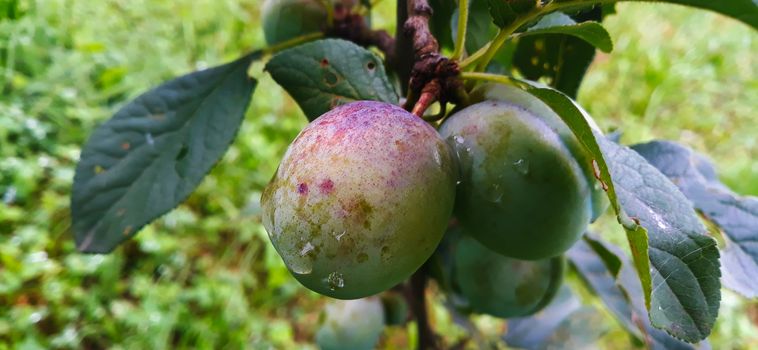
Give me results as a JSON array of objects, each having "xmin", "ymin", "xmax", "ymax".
[
  {"xmin": 260, "ymin": 2, "xmax": 606, "ymax": 347},
  {"xmin": 261, "ymin": 83, "xmax": 605, "ymax": 302}
]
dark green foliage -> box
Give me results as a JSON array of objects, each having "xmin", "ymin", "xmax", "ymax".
[
  {"xmin": 568, "ymin": 235, "xmax": 707, "ymax": 349},
  {"xmin": 633, "ymin": 141, "xmax": 758, "ymax": 298},
  {"xmin": 72, "ymin": 53, "xmax": 260, "ymax": 253},
  {"xmin": 597, "ymin": 135, "xmax": 721, "ymax": 342},
  {"xmin": 266, "ymin": 39, "xmax": 398, "ymax": 121}
]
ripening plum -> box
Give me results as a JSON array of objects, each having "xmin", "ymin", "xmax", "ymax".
[
  {"xmin": 453, "ymin": 235, "xmax": 564, "ymax": 318},
  {"xmin": 261, "ymin": 101, "xmax": 456, "ymax": 299},
  {"xmin": 439, "ymin": 84, "xmax": 606, "ymax": 260},
  {"xmin": 316, "ymin": 297, "xmax": 385, "ymax": 350},
  {"xmin": 262, "ymin": 0, "xmax": 354, "ymax": 45}
]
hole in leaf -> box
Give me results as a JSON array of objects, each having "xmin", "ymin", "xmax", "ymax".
[{"xmin": 367, "ymin": 61, "xmax": 376, "ymax": 70}]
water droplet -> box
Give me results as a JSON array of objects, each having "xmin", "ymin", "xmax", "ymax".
[
  {"xmin": 333, "ymin": 231, "xmax": 346, "ymax": 241},
  {"xmin": 453, "ymin": 135, "xmax": 465, "ymax": 144},
  {"xmin": 484, "ymin": 183, "xmax": 504, "ymax": 203},
  {"xmin": 512, "ymin": 159, "xmax": 529, "ymax": 175},
  {"xmin": 456, "ymin": 180, "xmax": 462, "ymax": 185},
  {"xmin": 145, "ymin": 133, "xmax": 155, "ymax": 146},
  {"xmin": 432, "ymin": 147, "xmax": 442, "ymax": 168},
  {"xmin": 287, "ymin": 257, "xmax": 313, "ymax": 275},
  {"xmin": 300, "ymin": 242, "xmax": 315, "ymax": 256},
  {"xmin": 326, "ymin": 272, "xmax": 344, "ymax": 290}
]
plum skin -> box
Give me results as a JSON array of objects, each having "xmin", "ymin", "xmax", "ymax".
[
  {"xmin": 261, "ymin": 101, "xmax": 457, "ymax": 299},
  {"xmin": 316, "ymin": 297, "xmax": 385, "ymax": 350},
  {"xmin": 440, "ymin": 84, "xmax": 606, "ymax": 260},
  {"xmin": 453, "ymin": 235, "xmax": 564, "ymax": 318}
]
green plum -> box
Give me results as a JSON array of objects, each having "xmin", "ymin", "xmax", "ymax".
[
  {"xmin": 453, "ymin": 235, "xmax": 564, "ymax": 318},
  {"xmin": 439, "ymin": 84, "xmax": 606, "ymax": 260},
  {"xmin": 316, "ymin": 297, "xmax": 385, "ymax": 350},
  {"xmin": 261, "ymin": 101, "xmax": 457, "ymax": 299},
  {"xmin": 262, "ymin": 0, "xmax": 353, "ymax": 45}
]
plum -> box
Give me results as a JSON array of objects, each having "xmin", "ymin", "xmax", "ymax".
[
  {"xmin": 439, "ymin": 84, "xmax": 606, "ymax": 260},
  {"xmin": 261, "ymin": 101, "xmax": 456, "ymax": 299},
  {"xmin": 316, "ymin": 297, "xmax": 385, "ymax": 350},
  {"xmin": 453, "ymin": 235, "xmax": 564, "ymax": 318},
  {"xmin": 262, "ymin": 0, "xmax": 354, "ymax": 45}
]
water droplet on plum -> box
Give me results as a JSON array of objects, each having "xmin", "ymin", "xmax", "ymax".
[
  {"xmin": 326, "ymin": 272, "xmax": 345, "ymax": 290},
  {"xmin": 300, "ymin": 242, "xmax": 315, "ymax": 256},
  {"xmin": 512, "ymin": 158, "xmax": 530, "ymax": 175}
]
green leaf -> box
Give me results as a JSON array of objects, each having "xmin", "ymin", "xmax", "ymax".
[
  {"xmin": 646, "ymin": 1, "xmax": 758, "ymax": 28},
  {"xmin": 486, "ymin": 0, "xmax": 520, "ymax": 28},
  {"xmin": 429, "ymin": 0, "xmax": 457, "ymax": 49},
  {"xmin": 519, "ymin": 83, "xmax": 619, "ymax": 211},
  {"xmin": 569, "ymin": 235, "xmax": 708, "ymax": 349},
  {"xmin": 266, "ymin": 39, "xmax": 398, "ymax": 121},
  {"xmin": 516, "ymin": 81, "xmax": 653, "ymax": 312},
  {"xmin": 633, "ymin": 140, "xmax": 758, "ymax": 298},
  {"xmin": 517, "ymin": 82, "xmax": 720, "ymax": 342},
  {"xmin": 513, "ymin": 7, "xmax": 607, "ymax": 98},
  {"xmin": 71, "ymin": 52, "xmax": 259, "ymax": 253},
  {"xmin": 452, "ymin": 0, "xmax": 499, "ymax": 55},
  {"xmin": 521, "ymin": 12, "xmax": 613, "ymax": 52},
  {"xmin": 598, "ymin": 136, "xmax": 721, "ymax": 343},
  {"xmin": 553, "ymin": 0, "xmax": 758, "ymax": 29}
]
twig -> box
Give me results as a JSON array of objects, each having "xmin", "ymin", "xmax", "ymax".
[
  {"xmin": 395, "ymin": 0, "xmax": 413, "ymax": 93},
  {"xmin": 402, "ymin": 0, "xmax": 464, "ymax": 118},
  {"xmin": 404, "ymin": 265, "xmax": 441, "ymax": 350}
]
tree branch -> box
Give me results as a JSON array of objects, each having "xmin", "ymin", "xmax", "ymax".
[
  {"xmin": 395, "ymin": 0, "xmax": 413, "ymax": 94},
  {"xmin": 402, "ymin": 0, "xmax": 464, "ymax": 118},
  {"xmin": 404, "ymin": 265, "xmax": 441, "ymax": 350}
]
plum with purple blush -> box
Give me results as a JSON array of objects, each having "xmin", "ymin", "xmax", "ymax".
[{"xmin": 261, "ymin": 101, "xmax": 456, "ymax": 299}]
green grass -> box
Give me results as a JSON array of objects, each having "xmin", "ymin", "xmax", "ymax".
[
  {"xmin": 0, "ymin": 0, "xmax": 756, "ymax": 349},
  {"xmin": 580, "ymin": 3, "xmax": 758, "ymax": 195}
]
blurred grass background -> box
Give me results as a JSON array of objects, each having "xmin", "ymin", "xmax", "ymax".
[{"xmin": 0, "ymin": 0, "xmax": 755, "ymax": 349}]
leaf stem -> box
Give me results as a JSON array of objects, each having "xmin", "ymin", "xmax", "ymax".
[
  {"xmin": 459, "ymin": 71, "xmax": 521, "ymax": 87},
  {"xmin": 321, "ymin": 0, "xmax": 335, "ymax": 27},
  {"xmin": 451, "ymin": 0, "xmax": 469, "ymax": 61},
  {"xmin": 472, "ymin": 6, "xmax": 543, "ymax": 72}
]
